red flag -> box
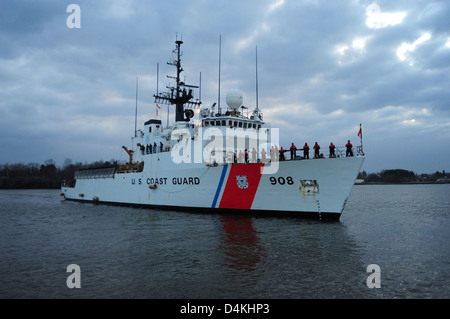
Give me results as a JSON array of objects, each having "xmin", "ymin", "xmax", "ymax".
[
  {"xmin": 156, "ymin": 104, "xmax": 160, "ymax": 116},
  {"xmin": 357, "ymin": 127, "xmax": 361, "ymax": 137}
]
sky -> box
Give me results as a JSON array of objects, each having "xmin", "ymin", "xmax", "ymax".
[{"xmin": 0, "ymin": 0, "xmax": 449, "ymax": 174}]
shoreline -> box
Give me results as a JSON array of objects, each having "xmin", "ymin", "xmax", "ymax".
[{"xmin": 355, "ymin": 181, "xmax": 450, "ymax": 185}]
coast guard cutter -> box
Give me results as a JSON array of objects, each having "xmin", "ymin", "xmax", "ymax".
[{"xmin": 61, "ymin": 39, "xmax": 365, "ymax": 220}]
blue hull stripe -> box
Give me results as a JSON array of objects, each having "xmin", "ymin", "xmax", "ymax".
[{"xmin": 212, "ymin": 165, "xmax": 228, "ymax": 208}]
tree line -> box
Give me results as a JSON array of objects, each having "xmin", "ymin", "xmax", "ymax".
[
  {"xmin": 357, "ymin": 169, "xmax": 449, "ymax": 184},
  {"xmin": 0, "ymin": 159, "xmax": 118, "ymax": 189},
  {"xmin": 0, "ymin": 160, "xmax": 448, "ymax": 189}
]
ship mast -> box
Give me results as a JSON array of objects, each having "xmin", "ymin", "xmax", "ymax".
[{"xmin": 154, "ymin": 39, "xmax": 201, "ymax": 122}]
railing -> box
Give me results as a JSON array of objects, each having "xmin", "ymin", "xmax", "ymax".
[
  {"xmin": 74, "ymin": 167, "xmax": 116, "ymax": 179},
  {"xmin": 275, "ymin": 145, "xmax": 364, "ymax": 161},
  {"xmin": 331, "ymin": 145, "xmax": 364, "ymax": 158},
  {"xmin": 203, "ymin": 144, "xmax": 364, "ymax": 166},
  {"xmin": 140, "ymin": 144, "xmax": 171, "ymax": 155}
]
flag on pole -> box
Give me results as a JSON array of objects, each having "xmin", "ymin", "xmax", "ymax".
[
  {"xmin": 358, "ymin": 124, "xmax": 364, "ymax": 155},
  {"xmin": 156, "ymin": 104, "xmax": 160, "ymax": 116}
]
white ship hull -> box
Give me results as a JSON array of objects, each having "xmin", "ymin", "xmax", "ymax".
[{"xmin": 61, "ymin": 154, "xmax": 364, "ymax": 220}]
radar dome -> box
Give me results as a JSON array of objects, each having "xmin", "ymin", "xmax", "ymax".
[{"xmin": 226, "ymin": 89, "xmax": 243, "ymax": 109}]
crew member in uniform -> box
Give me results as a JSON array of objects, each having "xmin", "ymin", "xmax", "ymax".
[
  {"xmin": 290, "ymin": 143, "xmax": 297, "ymax": 160},
  {"xmin": 346, "ymin": 140, "xmax": 353, "ymax": 157},
  {"xmin": 279, "ymin": 147, "xmax": 286, "ymax": 161},
  {"xmin": 329, "ymin": 142, "xmax": 336, "ymax": 158},
  {"xmin": 239, "ymin": 150, "xmax": 245, "ymax": 163},
  {"xmin": 261, "ymin": 148, "xmax": 267, "ymax": 162},
  {"xmin": 251, "ymin": 148, "xmax": 257, "ymax": 163},
  {"xmin": 271, "ymin": 145, "xmax": 278, "ymax": 162},
  {"xmin": 313, "ymin": 142, "xmax": 320, "ymax": 159},
  {"xmin": 302, "ymin": 143, "xmax": 310, "ymax": 159}
]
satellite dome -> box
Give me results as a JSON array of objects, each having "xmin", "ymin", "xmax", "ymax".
[{"xmin": 226, "ymin": 89, "xmax": 243, "ymax": 109}]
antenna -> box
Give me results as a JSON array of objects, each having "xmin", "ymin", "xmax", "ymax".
[
  {"xmin": 134, "ymin": 77, "xmax": 138, "ymax": 137},
  {"xmin": 218, "ymin": 34, "xmax": 222, "ymax": 114},
  {"xmin": 156, "ymin": 63, "xmax": 159, "ymax": 96},
  {"xmin": 167, "ymin": 104, "xmax": 169, "ymax": 127},
  {"xmin": 154, "ymin": 37, "xmax": 201, "ymax": 122},
  {"xmin": 199, "ymin": 72, "xmax": 202, "ymax": 103},
  {"xmin": 255, "ymin": 45, "xmax": 259, "ymax": 111}
]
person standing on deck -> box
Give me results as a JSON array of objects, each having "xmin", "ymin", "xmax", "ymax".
[
  {"xmin": 329, "ymin": 142, "xmax": 336, "ymax": 158},
  {"xmin": 261, "ymin": 148, "xmax": 267, "ymax": 163},
  {"xmin": 279, "ymin": 147, "xmax": 286, "ymax": 161},
  {"xmin": 271, "ymin": 145, "xmax": 278, "ymax": 162},
  {"xmin": 302, "ymin": 143, "xmax": 310, "ymax": 159},
  {"xmin": 313, "ymin": 142, "xmax": 320, "ymax": 159},
  {"xmin": 251, "ymin": 148, "xmax": 257, "ymax": 163},
  {"xmin": 290, "ymin": 143, "xmax": 297, "ymax": 160},
  {"xmin": 346, "ymin": 140, "xmax": 353, "ymax": 157}
]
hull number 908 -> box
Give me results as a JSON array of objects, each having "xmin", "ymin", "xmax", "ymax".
[{"xmin": 269, "ymin": 176, "xmax": 294, "ymax": 185}]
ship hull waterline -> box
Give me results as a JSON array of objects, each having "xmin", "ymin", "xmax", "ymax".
[{"xmin": 61, "ymin": 155, "xmax": 365, "ymax": 220}]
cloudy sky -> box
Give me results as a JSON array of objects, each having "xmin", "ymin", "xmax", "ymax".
[{"xmin": 1, "ymin": 0, "xmax": 449, "ymax": 174}]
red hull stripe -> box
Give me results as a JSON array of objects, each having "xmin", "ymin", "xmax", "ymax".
[{"xmin": 219, "ymin": 163, "xmax": 265, "ymax": 210}]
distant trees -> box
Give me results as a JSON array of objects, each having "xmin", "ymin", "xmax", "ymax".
[
  {"xmin": 0, "ymin": 159, "xmax": 120, "ymax": 189},
  {"xmin": 0, "ymin": 161, "xmax": 58, "ymax": 189},
  {"xmin": 363, "ymin": 169, "xmax": 415, "ymax": 183},
  {"xmin": 357, "ymin": 170, "xmax": 367, "ymax": 180},
  {"xmin": 358, "ymin": 169, "xmax": 449, "ymax": 184},
  {"xmin": 381, "ymin": 169, "xmax": 416, "ymax": 183}
]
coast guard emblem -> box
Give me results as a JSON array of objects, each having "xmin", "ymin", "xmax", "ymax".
[{"xmin": 236, "ymin": 175, "xmax": 249, "ymax": 189}]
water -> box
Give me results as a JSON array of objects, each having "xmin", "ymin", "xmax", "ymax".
[{"xmin": 0, "ymin": 185, "xmax": 449, "ymax": 299}]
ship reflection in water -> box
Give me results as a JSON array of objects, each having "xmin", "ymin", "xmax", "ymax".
[
  {"xmin": 210, "ymin": 213, "xmax": 372, "ymax": 298},
  {"xmin": 218, "ymin": 216, "xmax": 264, "ymax": 272}
]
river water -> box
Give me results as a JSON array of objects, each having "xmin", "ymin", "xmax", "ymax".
[{"xmin": 0, "ymin": 184, "xmax": 448, "ymax": 300}]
